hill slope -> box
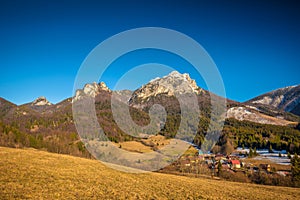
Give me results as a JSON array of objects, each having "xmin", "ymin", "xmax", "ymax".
[{"xmin": 0, "ymin": 147, "xmax": 299, "ymax": 199}]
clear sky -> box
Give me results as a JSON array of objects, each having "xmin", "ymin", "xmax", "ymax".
[{"xmin": 0, "ymin": 0, "xmax": 299, "ymax": 105}]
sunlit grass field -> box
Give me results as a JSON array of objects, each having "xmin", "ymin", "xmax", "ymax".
[{"xmin": 0, "ymin": 147, "xmax": 299, "ymax": 199}]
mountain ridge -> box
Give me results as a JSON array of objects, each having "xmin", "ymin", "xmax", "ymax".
[
  {"xmin": 3, "ymin": 72, "xmax": 299, "ymax": 121},
  {"xmin": 1, "ymin": 71, "xmax": 299, "ymax": 125},
  {"xmin": 247, "ymin": 84, "xmax": 300, "ymax": 116}
]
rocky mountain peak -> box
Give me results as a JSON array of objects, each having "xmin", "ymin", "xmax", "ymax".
[
  {"xmin": 130, "ymin": 71, "xmax": 201, "ymax": 103},
  {"xmin": 99, "ymin": 82, "xmax": 110, "ymax": 91},
  {"xmin": 32, "ymin": 96, "xmax": 52, "ymax": 106},
  {"xmin": 73, "ymin": 81, "xmax": 111, "ymax": 102}
]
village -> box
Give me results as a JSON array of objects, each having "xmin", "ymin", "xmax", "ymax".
[{"xmin": 161, "ymin": 146, "xmax": 291, "ymax": 181}]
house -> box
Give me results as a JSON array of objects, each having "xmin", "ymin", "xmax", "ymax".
[
  {"xmin": 187, "ymin": 156, "xmax": 196, "ymax": 163},
  {"xmin": 215, "ymin": 154, "xmax": 226, "ymax": 161},
  {"xmin": 222, "ymin": 163, "xmax": 230, "ymax": 170},
  {"xmin": 215, "ymin": 153, "xmax": 224, "ymax": 158},
  {"xmin": 181, "ymin": 160, "xmax": 191, "ymax": 167},
  {"xmin": 229, "ymin": 160, "xmax": 241, "ymax": 169},
  {"xmin": 206, "ymin": 160, "xmax": 214, "ymax": 168},
  {"xmin": 276, "ymin": 171, "xmax": 290, "ymax": 176},
  {"xmin": 259, "ymin": 164, "xmax": 271, "ymax": 172},
  {"xmin": 198, "ymin": 155, "xmax": 205, "ymax": 161}
]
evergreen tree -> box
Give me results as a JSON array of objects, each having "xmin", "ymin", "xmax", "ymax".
[
  {"xmin": 296, "ymin": 123, "xmax": 300, "ymax": 131},
  {"xmin": 268, "ymin": 144, "xmax": 273, "ymax": 153},
  {"xmin": 249, "ymin": 148, "xmax": 253, "ymax": 158},
  {"xmin": 221, "ymin": 140, "xmax": 234, "ymax": 155},
  {"xmin": 254, "ymin": 147, "xmax": 257, "ymax": 156},
  {"xmin": 291, "ymin": 153, "xmax": 300, "ymax": 187},
  {"xmin": 217, "ymin": 161, "xmax": 222, "ymax": 176}
]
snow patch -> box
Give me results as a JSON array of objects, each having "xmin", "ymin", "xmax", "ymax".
[
  {"xmin": 252, "ymin": 96, "xmax": 273, "ymax": 105},
  {"xmin": 251, "ymin": 95, "xmax": 284, "ymax": 107},
  {"xmin": 226, "ymin": 106, "xmax": 291, "ymax": 125},
  {"xmin": 226, "ymin": 107, "xmax": 254, "ymax": 121}
]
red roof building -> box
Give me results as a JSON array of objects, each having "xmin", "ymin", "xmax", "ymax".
[{"xmin": 230, "ymin": 160, "xmax": 241, "ymax": 169}]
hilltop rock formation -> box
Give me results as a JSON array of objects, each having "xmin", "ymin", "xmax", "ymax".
[
  {"xmin": 73, "ymin": 81, "xmax": 110, "ymax": 102},
  {"xmin": 31, "ymin": 96, "xmax": 52, "ymax": 106},
  {"xmin": 129, "ymin": 71, "xmax": 202, "ymax": 104}
]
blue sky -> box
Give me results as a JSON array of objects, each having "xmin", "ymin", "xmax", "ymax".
[{"xmin": 0, "ymin": 0, "xmax": 299, "ymax": 105}]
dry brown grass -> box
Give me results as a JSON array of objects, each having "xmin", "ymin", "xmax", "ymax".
[
  {"xmin": 117, "ymin": 135, "xmax": 171, "ymax": 153},
  {"xmin": 0, "ymin": 147, "xmax": 299, "ymax": 199},
  {"xmin": 141, "ymin": 134, "xmax": 170, "ymax": 147},
  {"xmin": 244, "ymin": 157, "xmax": 291, "ymax": 171},
  {"xmin": 118, "ymin": 141, "xmax": 153, "ymax": 153},
  {"xmin": 256, "ymin": 112, "xmax": 297, "ymax": 126}
]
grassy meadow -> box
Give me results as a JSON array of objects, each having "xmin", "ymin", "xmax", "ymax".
[{"xmin": 0, "ymin": 147, "xmax": 299, "ymax": 199}]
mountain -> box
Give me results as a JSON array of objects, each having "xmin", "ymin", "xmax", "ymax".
[
  {"xmin": 0, "ymin": 71, "xmax": 300, "ymax": 157},
  {"xmin": 247, "ymin": 85, "xmax": 300, "ymax": 116},
  {"xmin": 125, "ymin": 71, "xmax": 300, "ymax": 154},
  {"xmin": 128, "ymin": 71, "xmax": 298, "ymax": 126}
]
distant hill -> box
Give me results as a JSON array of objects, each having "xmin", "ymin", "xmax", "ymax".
[
  {"xmin": 1, "ymin": 147, "xmax": 299, "ymax": 199},
  {"xmin": 0, "ymin": 97, "xmax": 16, "ymax": 117}
]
